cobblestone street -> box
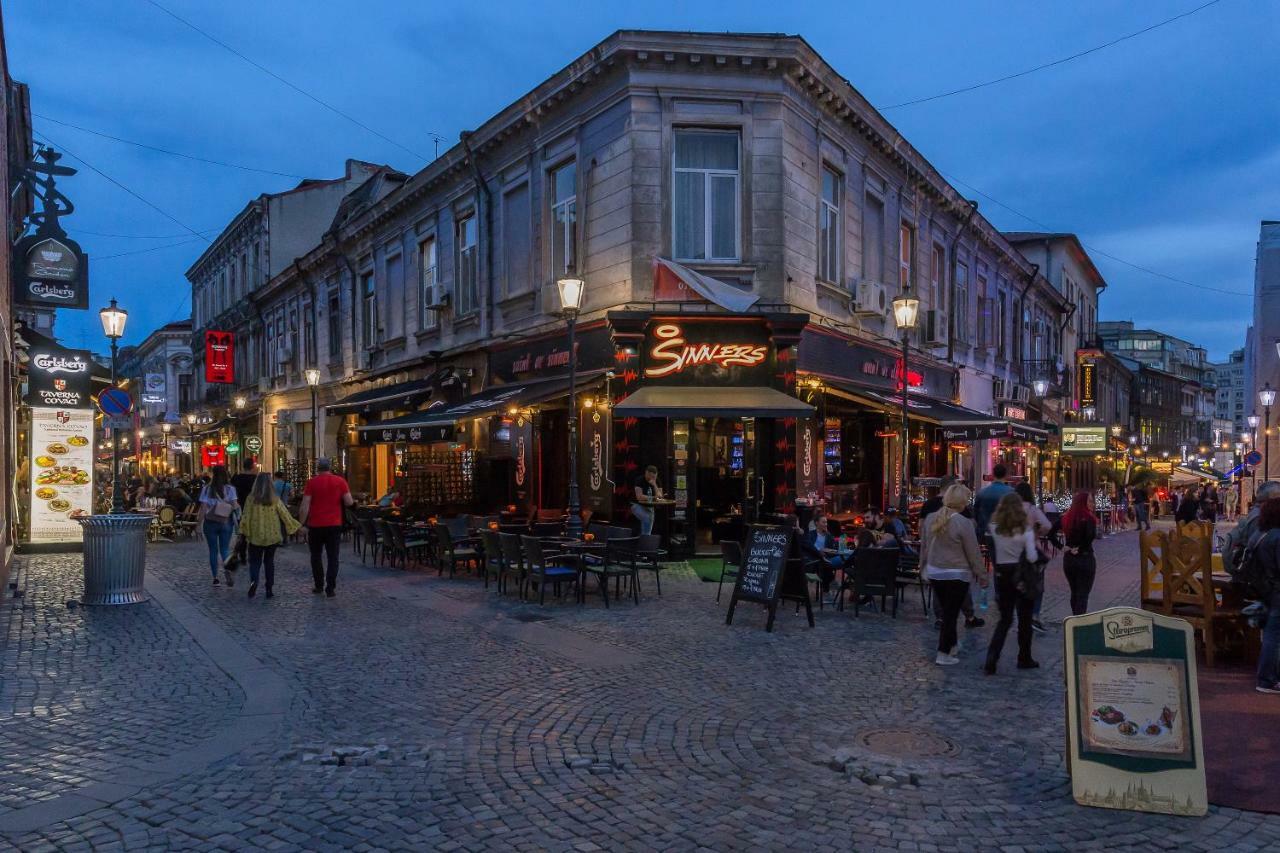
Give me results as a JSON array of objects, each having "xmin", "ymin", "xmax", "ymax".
[{"xmin": 1, "ymin": 525, "xmax": 1277, "ymax": 852}]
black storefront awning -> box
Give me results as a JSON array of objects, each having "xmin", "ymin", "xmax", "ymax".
[
  {"xmin": 355, "ymin": 371, "xmax": 609, "ymax": 442},
  {"xmin": 821, "ymin": 379, "xmax": 1048, "ymax": 443},
  {"xmin": 612, "ymin": 386, "xmax": 814, "ymax": 418},
  {"xmin": 327, "ymin": 372, "xmax": 441, "ymax": 415}
]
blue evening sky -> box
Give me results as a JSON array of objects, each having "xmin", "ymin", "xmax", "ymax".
[{"xmin": 8, "ymin": 0, "xmax": 1275, "ymax": 359}]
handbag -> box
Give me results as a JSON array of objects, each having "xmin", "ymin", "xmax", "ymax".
[{"xmin": 1015, "ymin": 552, "xmax": 1044, "ymax": 599}]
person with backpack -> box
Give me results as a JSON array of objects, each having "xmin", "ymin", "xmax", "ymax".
[
  {"xmin": 1248, "ymin": 497, "xmax": 1280, "ymax": 694},
  {"xmin": 1061, "ymin": 491, "xmax": 1099, "ymax": 615},
  {"xmin": 238, "ymin": 472, "xmax": 301, "ymax": 599},
  {"xmin": 196, "ymin": 465, "xmax": 238, "ymax": 586}
]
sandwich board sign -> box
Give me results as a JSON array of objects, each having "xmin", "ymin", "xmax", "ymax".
[
  {"xmin": 1064, "ymin": 607, "xmax": 1206, "ymax": 816},
  {"xmin": 725, "ymin": 524, "xmax": 813, "ymax": 632}
]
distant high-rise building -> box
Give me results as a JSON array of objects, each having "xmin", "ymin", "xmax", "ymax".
[
  {"xmin": 1211, "ymin": 348, "xmax": 1247, "ymax": 439},
  {"xmin": 1250, "ymin": 222, "xmax": 1280, "ymax": 475}
]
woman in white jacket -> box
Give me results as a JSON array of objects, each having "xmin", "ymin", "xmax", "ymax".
[{"xmin": 984, "ymin": 492, "xmax": 1040, "ymax": 674}]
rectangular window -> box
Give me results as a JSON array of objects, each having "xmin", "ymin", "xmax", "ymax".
[
  {"xmin": 384, "ymin": 253, "xmax": 404, "ymax": 339},
  {"xmin": 929, "ymin": 245, "xmax": 945, "ymax": 311},
  {"xmin": 303, "ymin": 303, "xmax": 316, "ymax": 367},
  {"xmin": 862, "ymin": 194, "xmax": 884, "ymax": 282},
  {"xmin": 817, "ymin": 166, "xmax": 840, "ymax": 284},
  {"xmin": 327, "ymin": 290, "xmax": 341, "ymax": 358},
  {"xmin": 504, "ymin": 182, "xmax": 532, "ymax": 296},
  {"xmin": 898, "ymin": 222, "xmax": 914, "ymax": 292},
  {"xmin": 418, "ymin": 237, "xmax": 438, "ymax": 330},
  {"xmin": 550, "ymin": 161, "xmax": 576, "ymax": 276},
  {"xmin": 954, "ymin": 261, "xmax": 969, "ymax": 343},
  {"xmin": 360, "ymin": 270, "xmax": 377, "ymax": 348},
  {"xmin": 289, "ymin": 308, "xmax": 300, "ymax": 373},
  {"xmin": 456, "ymin": 214, "xmax": 479, "ymax": 315},
  {"xmin": 673, "ymin": 129, "xmax": 740, "ymax": 261},
  {"xmin": 976, "ymin": 271, "xmax": 990, "ymax": 348},
  {"xmin": 240, "ymin": 254, "xmax": 248, "ymax": 296}
]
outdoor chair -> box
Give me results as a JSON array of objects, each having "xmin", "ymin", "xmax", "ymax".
[
  {"xmin": 479, "ymin": 529, "xmax": 504, "ymax": 590},
  {"xmin": 173, "ymin": 505, "xmax": 199, "ymax": 539},
  {"xmin": 345, "ymin": 507, "xmax": 363, "ymax": 555},
  {"xmin": 587, "ymin": 535, "xmax": 640, "ymax": 607},
  {"xmin": 841, "ymin": 547, "xmax": 900, "ymax": 617},
  {"xmin": 444, "ymin": 516, "xmax": 470, "ymax": 542},
  {"xmin": 387, "ymin": 522, "xmax": 431, "ymax": 570},
  {"xmin": 375, "ymin": 519, "xmax": 402, "ymax": 568},
  {"xmin": 519, "ymin": 535, "xmax": 579, "ymax": 605},
  {"xmin": 717, "ymin": 540, "xmax": 742, "ymax": 603},
  {"xmin": 497, "ymin": 532, "xmax": 526, "ymax": 595},
  {"xmin": 633, "ymin": 534, "xmax": 668, "ymax": 596},
  {"xmin": 357, "ymin": 517, "xmax": 387, "ymax": 565},
  {"xmin": 895, "ymin": 550, "xmax": 929, "ymax": 614},
  {"xmin": 154, "ymin": 505, "xmax": 177, "ymax": 541},
  {"xmin": 435, "ymin": 525, "xmax": 481, "ymax": 578}
]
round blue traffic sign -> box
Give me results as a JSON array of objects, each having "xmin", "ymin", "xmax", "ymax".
[
  {"xmin": 98, "ymin": 388, "xmax": 133, "ymax": 417},
  {"xmin": 1245, "ymin": 450, "xmax": 1263, "ymax": 467}
]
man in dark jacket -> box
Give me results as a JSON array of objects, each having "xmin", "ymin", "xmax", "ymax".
[{"xmin": 1250, "ymin": 494, "xmax": 1280, "ymax": 694}]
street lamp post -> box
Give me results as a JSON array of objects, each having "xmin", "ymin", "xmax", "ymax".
[
  {"xmin": 891, "ymin": 291, "xmax": 920, "ymax": 513},
  {"xmin": 99, "ymin": 298, "xmax": 128, "ymax": 512},
  {"xmin": 186, "ymin": 412, "xmax": 197, "ymax": 474},
  {"xmin": 556, "ymin": 269, "xmax": 586, "ymax": 538},
  {"xmin": 305, "ymin": 368, "xmax": 321, "ymax": 468},
  {"xmin": 161, "ymin": 422, "xmax": 172, "ymax": 474},
  {"xmin": 233, "ymin": 394, "xmax": 247, "ymax": 465},
  {"xmin": 1261, "ymin": 384, "xmax": 1276, "ymax": 481}
]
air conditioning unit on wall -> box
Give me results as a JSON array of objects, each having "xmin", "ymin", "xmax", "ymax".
[
  {"xmin": 423, "ymin": 285, "xmax": 450, "ymax": 311},
  {"xmin": 852, "ymin": 281, "xmax": 888, "ymax": 316}
]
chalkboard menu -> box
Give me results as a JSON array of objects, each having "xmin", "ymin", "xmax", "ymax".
[{"xmin": 726, "ymin": 524, "xmax": 813, "ymax": 632}]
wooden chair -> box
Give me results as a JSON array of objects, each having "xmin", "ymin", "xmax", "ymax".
[
  {"xmin": 717, "ymin": 540, "xmax": 742, "ymax": 603},
  {"xmin": 1139, "ymin": 529, "xmax": 1167, "ymax": 611},
  {"xmin": 1161, "ymin": 526, "xmax": 1244, "ymax": 667}
]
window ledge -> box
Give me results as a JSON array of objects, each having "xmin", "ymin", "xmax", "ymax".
[
  {"xmin": 497, "ymin": 290, "xmax": 537, "ymax": 310},
  {"xmin": 675, "ymin": 261, "xmax": 757, "ymax": 277},
  {"xmin": 453, "ymin": 312, "xmax": 480, "ymax": 330},
  {"xmin": 380, "ymin": 335, "xmax": 407, "ymax": 351},
  {"xmin": 414, "ymin": 329, "xmax": 441, "ymax": 343},
  {"xmin": 815, "ymin": 279, "xmax": 850, "ymax": 301}
]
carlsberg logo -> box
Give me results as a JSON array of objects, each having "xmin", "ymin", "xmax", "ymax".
[{"xmin": 34, "ymin": 354, "xmax": 87, "ymax": 374}]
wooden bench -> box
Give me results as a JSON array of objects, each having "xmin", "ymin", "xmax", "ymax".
[{"xmin": 1143, "ymin": 524, "xmax": 1247, "ymax": 667}]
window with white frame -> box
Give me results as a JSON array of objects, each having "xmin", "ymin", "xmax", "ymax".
[
  {"xmin": 898, "ymin": 222, "xmax": 914, "ymax": 292},
  {"xmin": 360, "ymin": 270, "xmax": 377, "ymax": 348},
  {"xmin": 550, "ymin": 160, "xmax": 577, "ymax": 275},
  {"xmin": 418, "ymin": 237, "xmax": 439, "ymax": 330},
  {"xmin": 456, "ymin": 213, "xmax": 478, "ymax": 315},
  {"xmin": 673, "ymin": 129, "xmax": 739, "ymax": 261},
  {"xmin": 817, "ymin": 165, "xmax": 840, "ymax": 284}
]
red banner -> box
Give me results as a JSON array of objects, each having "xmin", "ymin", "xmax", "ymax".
[{"xmin": 204, "ymin": 330, "xmax": 234, "ymax": 384}]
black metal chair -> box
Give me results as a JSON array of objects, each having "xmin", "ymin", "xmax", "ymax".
[
  {"xmin": 478, "ymin": 529, "xmax": 504, "ymax": 590},
  {"xmin": 346, "ymin": 507, "xmax": 364, "ymax": 555},
  {"xmin": 435, "ymin": 524, "xmax": 481, "ymax": 578},
  {"xmin": 842, "ymin": 547, "xmax": 900, "ymax": 617},
  {"xmin": 497, "ymin": 532, "xmax": 525, "ymax": 595},
  {"xmin": 519, "ymin": 535, "xmax": 579, "ymax": 605},
  {"xmin": 589, "ymin": 536, "xmax": 640, "ymax": 607},
  {"xmin": 895, "ymin": 549, "xmax": 929, "ymax": 614},
  {"xmin": 387, "ymin": 522, "xmax": 430, "ymax": 570},
  {"xmin": 633, "ymin": 533, "xmax": 668, "ymax": 596},
  {"xmin": 357, "ymin": 517, "xmax": 387, "ymax": 565},
  {"xmin": 717, "ymin": 540, "xmax": 742, "ymax": 603}
]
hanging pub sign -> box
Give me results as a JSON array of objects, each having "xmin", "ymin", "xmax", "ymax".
[
  {"xmin": 579, "ymin": 406, "xmax": 612, "ymax": 515},
  {"xmin": 13, "ymin": 150, "xmax": 90, "ymax": 310},
  {"xmin": 1064, "ymin": 607, "xmax": 1206, "ymax": 816},
  {"xmin": 24, "ymin": 347, "xmax": 95, "ymax": 409},
  {"xmin": 205, "ymin": 331, "xmax": 235, "ymax": 384}
]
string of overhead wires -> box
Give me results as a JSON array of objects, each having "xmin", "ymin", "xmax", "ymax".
[
  {"xmin": 940, "ymin": 171, "xmax": 1251, "ymax": 297},
  {"xmin": 141, "ymin": 0, "xmax": 444, "ymax": 164},
  {"xmin": 879, "ymin": 0, "xmax": 1225, "ymax": 110},
  {"xmin": 33, "ymin": 113, "xmax": 307, "ymax": 179}
]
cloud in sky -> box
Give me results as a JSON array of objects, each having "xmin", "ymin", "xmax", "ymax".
[{"xmin": 8, "ymin": 0, "xmax": 1274, "ymax": 360}]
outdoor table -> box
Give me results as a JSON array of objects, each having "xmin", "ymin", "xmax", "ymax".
[
  {"xmin": 564, "ymin": 540, "xmax": 631, "ymax": 606},
  {"xmin": 636, "ymin": 498, "xmax": 677, "ymax": 546}
]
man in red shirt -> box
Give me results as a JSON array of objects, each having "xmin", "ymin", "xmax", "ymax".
[{"xmin": 299, "ymin": 458, "xmax": 354, "ymax": 597}]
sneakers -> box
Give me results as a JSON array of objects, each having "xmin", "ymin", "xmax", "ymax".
[
  {"xmin": 1017, "ymin": 659, "xmax": 1041, "ymax": 670},
  {"xmin": 247, "ymin": 582, "xmax": 258, "ymax": 598},
  {"xmin": 1031, "ymin": 619, "xmax": 1047, "ymax": 634},
  {"xmin": 1257, "ymin": 682, "xmax": 1280, "ymax": 694},
  {"xmin": 935, "ymin": 651, "xmax": 960, "ymax": 666},
  {"xmin": 212, "ymin": 577, "xmax": 220, "ymax": 586},
  {"xmin": 965, "ymin": 616, "xmax": 986, "ymax": 629}
]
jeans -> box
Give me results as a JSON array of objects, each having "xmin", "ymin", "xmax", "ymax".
[
  {"xmin": 1135, "ymin": 504, "xmax": 1150, "ymax": 530},
  {"xmin": 933, "ymin": 579, "xmax": 971, "ymax": 654},
  {"xmin": 1063, "ymin": 552, "xmax": 1097, "ymax": 615},
  {"xmin": 308, "ymin": 526, "xmax": 343, "ymax": 592},
  {"xmin": 1257, "ymin": 591, "xmax": 1280, "ymax": 687},
  {"xmin": 987, "ymin": 563, "xmax": 1035, "ymax": 667},
  {"xmin": 202, "ymin": 520, "xmax": 234, "ymax": 579},
  {"xmin": 632, "ymin": 503, "xmax": 654, "ymax": 536},
  {"xmin": 248, "ymin": 544, "xmax": 278, "ymax": 589}
]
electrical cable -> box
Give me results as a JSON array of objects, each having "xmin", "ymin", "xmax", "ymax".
[
  {"xmin": 33, "ymin": 113, "xmax": 307, "ymax": 179},
  {"xmin": 941, "ymin": 171, "xmax": 1251, "ymax": 297},
  {"xmin": 141, "ymin": 0, "xmax": 443, "ymax": 163},
  {"xmin": 95, "ymin": 237, "xmax": 205, "ymax": 261},
  {"xmin": 880, "ymin": 0, "xmax": 1225, "ymax": 110},
  {"xmin": 67, "ymin": 226, "xmax": 220, "ymax": 239}
]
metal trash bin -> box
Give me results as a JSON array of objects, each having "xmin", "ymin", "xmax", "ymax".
[{"xmin": 77, "ymin": 514, "xmax": 152, "ymax": 605}]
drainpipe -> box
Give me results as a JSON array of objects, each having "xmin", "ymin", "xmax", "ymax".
[
  {"xmin": 459, "ymin": 131, "xmax": 495, "ymax": 341},
  {"xmin": 946, "ymin": 200, "xmax": 979, "ymax": 365}
]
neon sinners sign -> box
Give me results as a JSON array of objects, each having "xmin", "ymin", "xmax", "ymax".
[{"xmin": 644, "ymin": 323, "xmax": 768, "ymax": 379}]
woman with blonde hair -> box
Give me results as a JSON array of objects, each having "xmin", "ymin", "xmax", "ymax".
[
  {"xmin": 238, "ymin": 471, "xmax": 301, "ymax": 598},
  {"xmin": 920, "ymin": 483, "xmax": 987, "ymax": 665},
  {"xmin": 984, "ymin": 492, "xmax": 1040, "ymax": 674}
]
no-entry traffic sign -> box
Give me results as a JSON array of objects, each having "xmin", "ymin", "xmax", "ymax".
[
  {"xmin": 98, "ymin": 388, "xmax": 133, "ymax": 417},
  {"xmin": 1246, "ymin": 450, "xmax": 1263, "ymax": 467}
]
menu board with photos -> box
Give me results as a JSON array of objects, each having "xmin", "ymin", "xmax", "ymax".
[{"xmin": 28, "ymin": 407, "xmax": 95, "ymax": 544}]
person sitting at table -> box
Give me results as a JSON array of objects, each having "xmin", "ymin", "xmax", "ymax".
[
  {"xmin": 631, "ymin": 465, "xmax": 663, "ymax": 536},
  {"xmin": 165, "ymin": 485, "xmax": 193, "ymax": 513},
  {"xmin": 376, "ymin": 481, "xmax": 404, "ymax": 508},
  {"xmin": 879, "ymin": 507, "xmax": 910, "ymax": 550},
  {"xmin": 800, "ymin": 513, "xmax": 853, "ymax": 593}
]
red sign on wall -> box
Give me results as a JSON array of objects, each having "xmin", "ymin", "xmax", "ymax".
[
  {"xmin": 201, "ymin": 444, "xmax": 226, "ymax": 468},
  {"xmin": 204, "ymin": 330, "xmax": 234, "ymax": 384}
]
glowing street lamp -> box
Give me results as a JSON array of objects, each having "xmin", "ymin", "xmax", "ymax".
[
  {"xmin": 557, "ymin": 268, "xmax": 587, "ymax": 538},
  {"xmin": 891, "ymin": 292, "xmax": 920, "ymax": 513}
]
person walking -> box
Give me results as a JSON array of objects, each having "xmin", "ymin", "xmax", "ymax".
[
  {"xmin": 985, "ymin": 492, "xmax": 1041, "ymax": 673},
  {"xmin": 272, "ymin": 470, "xmax": 293, "ymax": 503},
  {"xmin": 299, "ymin": 458, "xmax": 353, "ymax": 597},
  {"xmin": 1225, "ymin": 486, "xmax": 1239, "ymax": 521},
  {"xmin": 196, "ymin": 465, "xmax": 238, "ymax": 586},
  {"xmin": 1061, "ymin": 490, "xmax": 1100, "ymax": 615},
  {"xmin": 1244, "ymin": 498, "xmax": 1280, "ymax": 694},
  {"xmin": 1015, "ymin": 482, "xmax": 1052, "ymax": 634},
  {"xmin": 1132, "ymin": 484, "xmax": 1151, "ymax": 531},
  {"xmin": 1200, "ymin": 484, "xmax": 1218, "ymax": 525},
  {"xmin": 238, "ymin": 471, "xmax": 301, "ymax": 599},
  {"xmin": 226, "ymin": 457, "xmax": 259, "ymax": 571},
  {"xmin": 1175, "ymin": 486, "xmax": 1201, "ymax": 526},
  {"xmin": 920, "ymin": 483, "xmax": 987, "ymax": 666}
]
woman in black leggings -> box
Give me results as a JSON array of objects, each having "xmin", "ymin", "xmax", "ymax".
[{"xmin": 1060, "ymin": 490, "xmax": 1099, "ymax": 616}]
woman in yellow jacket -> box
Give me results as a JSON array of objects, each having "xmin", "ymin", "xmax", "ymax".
[{"xmin": 238, "ymin": 471, "xmax": 301, "ymax": 598}]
